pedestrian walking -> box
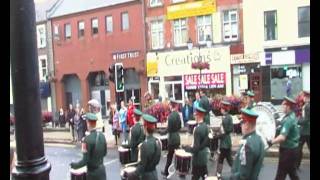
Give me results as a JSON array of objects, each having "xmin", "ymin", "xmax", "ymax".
[
  {"xmin": 215, "ymin": 101, "xmax": 233, "ymax": 178},
  {"xmin": 70, "ymin": 113, "xmax": 107, "ymax": 180},
  {"xmin": 67, "ymin": 104, "xmax": 76, "ymax": 141},
  {"xmin": 119, "ymin": 100, "xmax": 128, "ymax": 144},
  {"xmin": 134, "ymin": 114, "xmax": 161, "ymax": 180},
  {"xmin": 297, "ymin": 90, "xmax": 310, "ymax": 169},
  {"xmin": 127, "ymin": 99, "xmax": 135, "ymax": 128},
  {"xmin": 161, "ymin": 99, "xmax": 182, "ymax": 178},
  {"xmin": 182, "ymin": 98, "xmax": 193, "ymax": 125},
  {"xmin": 199, "ymin": 90, "xmax": 211, "ymax": 125},
  {"xmin": 88, "ymin": 99, "xmax": 104, "ymax": 132},
  {"xmin": 223, "ymin": 107, "xmax": 265, "ymax": 180},
  {"xmin": 183, "ymin": 106, "xmax": 210, "ymax": 180},
  {"xmin": 111, "ymin": 104, "xmax": 121, "ymax": 145},
  {"xmin": 122, "ymin": 109, "xmax": 145, "ymax": 162},
  {"xmin": 58, "ymin": 108, "xmax": 65, "ymax": 127},
  {"xmin": 267, "ymin": 96, "xmax": 300, "ymax": 180}
]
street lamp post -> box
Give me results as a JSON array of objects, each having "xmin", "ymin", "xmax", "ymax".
[
  {"xmin": 11, "ymin": 0, "xmax": 51, "ymax": 179},
  {"xmin": 188, "ymin": 35, "xmax": 212, "ymax": 90}
]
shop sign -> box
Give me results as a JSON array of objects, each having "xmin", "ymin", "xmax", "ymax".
[
  {"xmin": 112, "ymin": 50, "xmax": 140, "ymax": 61},
  {"xmin": 184, "ymin": 72, "xmax": 225, "ymax": 90},
  {"xmin": 167, "ymin": 0, "xmax": 216, "ymax": 20},
  {"xmin": 230, "ymin": 53, "xmax": 260, "ymax": 64},
  {"xmin": 295, "ymin": 48, "xmax": 310, "ymax": 64},
  {"xmin": 147, "ymin": 59, "xmax": 158, "ymax": 77}
]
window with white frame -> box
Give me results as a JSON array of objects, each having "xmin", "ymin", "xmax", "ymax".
[
  {"xmin": 151, "ymin": 20, "xmax": 164, "ymax": 49},
  {"xmin": 197, "ymin": 15, "xmax": 212, "ymax": 44},
  {"xmin": 264, "ymin": 10, "xmax": 277, "ymax": 41},
  {"xmin": 64, "ymin": 23, "xmax": 71, "ymax": 40},
  {"xmin": 92, "ymin": 18, "xmax": 99, "ymax": 35},
  {"xmin": 298, "ymin": 6, "xmax": 310, "ymax": 38},
  {"xmin": 105, "ymin": 16, "xmax": 113, "ymax": 33},
  {"xmin": 223, "ymin": 10, "xmax": 238, "ymax": 42},
  {"xmin": 172, "ymin": 0, "xmax": 185, "ymax": 4},
  {"xmin": 121, "ymin": 12, "xmax": 129, "ymax": 31},
  {"xmin": 173, "ymin": 18, "xmax": 187, "ymax": 46},
  {"xmin": 38, "ymin": 55, "xmax": 48, "ymax": 81},
  {"xmin": 54, "ymin": 24, "xmax": 60, "ymax": 40},
  {"xmin": 78, "ymin": 21, "xmax": 85, "ymax": 38},
  {"xmin": 36, "ymin": 24, "xmax": 46, "ymax": 48},
  {"xmin": 150, "ymin": 0, "xmax": 162, "ymax": 7}
]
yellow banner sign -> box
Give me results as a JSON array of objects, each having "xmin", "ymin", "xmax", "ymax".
[
  {"xmin": 147, "ymin": 60, "xmax": 158, "ymax": 77},
  {"xmin": 167, "ymin": 0, "xmax": 216, "ymax": 20}
]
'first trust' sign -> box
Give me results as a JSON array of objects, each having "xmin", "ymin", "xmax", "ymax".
[{"xmin": 112, "ymin": 50, "xmax": 140, "ymax": 61}]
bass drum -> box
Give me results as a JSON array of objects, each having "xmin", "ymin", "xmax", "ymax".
[{"xmin": 252, "ymin": 103, "xmax": 277, "ymax": 149}]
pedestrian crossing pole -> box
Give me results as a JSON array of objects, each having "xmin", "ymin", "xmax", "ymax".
[{"xmin": 10, "ymin": 0, "xmax": 51, "ymax": 179}]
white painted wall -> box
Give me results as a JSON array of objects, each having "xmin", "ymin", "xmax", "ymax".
[{"xmin": 302, "ymin": 63, "xmax": 310, "ymax": 91}]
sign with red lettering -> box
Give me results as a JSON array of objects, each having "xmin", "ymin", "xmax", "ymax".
[{"xmin": 184, "ymin": 72, "xmax": 226, "ymax": 90}]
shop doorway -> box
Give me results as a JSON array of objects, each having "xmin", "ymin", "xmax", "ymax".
[{"xmin": 249, "ymin": 72, "xmax": 262, "ymax": 102}]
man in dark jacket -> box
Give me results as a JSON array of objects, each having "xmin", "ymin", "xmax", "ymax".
[
  {"xmin": 70, "ymin": 113, "xmax": 107, "ymax": 180},
  {"xmin": 67, "ymin": 104, "xmax": 76, "ymax": 141}
]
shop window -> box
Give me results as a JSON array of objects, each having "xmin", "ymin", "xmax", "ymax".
[
  {"xmin": 64, "ymin": 23, "xmax": 71, "ymax": 40},
  {"xmin": 298, "ymin": 6, "xmax": 310, "ymax": 38},
  {"xmin": 223, "ymin": 10, "xmax": 238, "ymax": 42},
  {"xmin": 150, "ymin": 82, "xmax": 159, "ymax": 99},
  {"xmin": 270, "ymin": 66, "xmax": 302, "ymax": 100},
  {"xmin": 264, "ymin": 10, "xmax": 277, "ymax": 41},
  {"xmin": 91, "ymin": 18, "xmax": 99, "ymax": 35},
  {"xmin": 173, "ymin": 18, "xmax": 187, "ymax": 46},
  {"xmin": 121, "ymin": 12, "xmax": 129, "ymax": 31},
  {"xmin": 197, "ymin": 15, "xmax": 212, "ymax": 44},
  {"xmin": 36, "ymin": 24, "xmax": 46, "ymax": 48},
  {"xmin": 165, "ymin": 76, "xmax": 183, "ymax": 101},
  {"xmin": 150, "ymin": 0, "xmax": 162, "ymax": 7},
  {"xmin": 78, "ymin": 21, "xmax": 85, "ymax": 38},
  {"xmin": 105, "ymin": 15, "xmax": 113, "ymax": 33},
  {"xmin": 151, "ymin": 20, "xmax": 164, "ymax": 49}
]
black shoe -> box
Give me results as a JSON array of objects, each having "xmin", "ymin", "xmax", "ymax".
[{"xmin": 161, "ymin": 171, "xmax": 168, "ymax": 177}]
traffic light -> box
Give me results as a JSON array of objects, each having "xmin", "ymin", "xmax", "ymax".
[
  {"xmin": 115, "ymin": 63, "xmax": 124, "ymax": 92},
  {"xmin": 108, "ymin": 64, "xmax": 115, "ymax": 82}
]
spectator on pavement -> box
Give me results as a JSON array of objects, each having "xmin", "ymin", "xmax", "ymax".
[
  {"xmin": 58, "ymin": 108, "xmax": 66, "ymax": 127},
  {"xmin": 119, "ymin": 100, "xmax": 128, "ymax": 144},
  {"xmin": 182, "ymin": 98, "xmax": 193, "ymax": 125},
  {"xmin": 67, "ymin": 104, "xmax": 76, "ymax": 141},
  {"xmin": 193, "ymin": 92, "xmax": 201, "ymax": 114},
  {"xmin": 74, "ymin": 107, "xmax": 82, "ymax": 142},
  {"xmin": 79, "ymin": 108, "xmax": 86, "ymax": 140},
  {"xmin": 111, "ymin": 103, "xmax": 121, "ymax": 145},
  {"xmin": 126, "ymin": 98, "xmax": 135, "ymax": 128}
]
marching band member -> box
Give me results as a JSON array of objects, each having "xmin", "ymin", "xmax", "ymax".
[
  {"xmin": 88, "ymin": 99, "xmax": 104, "ymax": 132},
  {"xmin": 267, "ymin": 96, "xmax": 300, "ymax": 180},
  {"xmin": 215, "ymin": 101, "xmax": 234, "ymax": 178},
  {"xmin": 223, "ymin": 108, "xmax": 265, "ymax": 180},
  {"xmin": 199, "ymin": 90, "xmax": 211, "ymax": 125},
  {"xmin": 70, "ymin": 113, "xmax": 107, "ymax": 180},
  {"xmin": 183, "ymin": 106, "xmax": 210, "ymax": 180},
  {"xmin": 162, "ymin": 99, "xmax": 182, "ymax": 178},
  {"xmin": 135, "ymin": 114, "xmax": 161, "ymax": 179},
  {"xmin": 122, "ymin": 109, "xmax": 145, "ymax": 163}
]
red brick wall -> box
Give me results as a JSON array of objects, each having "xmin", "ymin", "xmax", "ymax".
[{"xmin": 52, "ymin": 1, "xmax": 147, "ymax": 110}]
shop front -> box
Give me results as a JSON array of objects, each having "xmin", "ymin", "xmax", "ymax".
[{"xmin": 147, "ymin": 46, "xmax": 231, "ymax": 104}]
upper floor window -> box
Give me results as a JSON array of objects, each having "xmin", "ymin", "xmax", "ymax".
[
  {"xmin": 78, "ymin": 21, "xmax": 85, "ymax": 38},
  {"xmin": 264, "ymin": 10, "xmax": 277, "ymax": 41},
  {"xmin": 64, "ymin": 23, "xmax": 71, "ymax": 40},
  {"xmin": 121, "ymin": 12, "xmax": 129, "ymax": 31},
  {"xmin": 150, "ymin": 0, "xmax": 162, "ymax": 7},
  {"xmin": 38, "ymin": 55, "xmax": 48, "ymax": 81},
  {"xmin": 197, "ymin": 15, "xmax": 212, "ymax": 44},
  {"xmin": 36, "ymin": 24, "xmax": 46, "ymax": 48},
  {"xmin": 91, "ymin": 18, "xmax": 99, "ymax": 35},
  {"xmin": 298, "ymin": 6, "xmax": 310, "ymax": 38},
  {"xmin": 173, "ymin": 18, "xmax": 187, "ymax": 46},
  {"xmin": 105, "ymin": 16, "xmax": 113, "ymax": 33},
  {"xmin": 54, "ymin": 25, "xmax": 60, "ymax": 40},
  {"xmin": 151, "ymin": 20, "xmax": 164, "ymax": 49},
  {"xmin": 223, "ymin": 10, "xmax": 238, "ymax": 42}
]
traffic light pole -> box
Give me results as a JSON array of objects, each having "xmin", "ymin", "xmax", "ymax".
[{"xmin": 11, "ymin": 0, "xmax": 51, "ymax": 179}]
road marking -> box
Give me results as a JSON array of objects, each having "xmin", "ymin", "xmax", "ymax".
[
  {"xmin": 45, "ymin": 143, "xmax": 76, "ymax": 148},
  {"xmin": 104, "ymin": 159, "xmax": 118, "ymax": 166}
]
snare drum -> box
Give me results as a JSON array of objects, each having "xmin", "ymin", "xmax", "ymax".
[
  {"xmin": 175, "ymin": 149, "xmax": 192, "ymax": 175},
  {"xmin": 120, "ymin": 166, "xmax": 139, "ymax": 180},
  {"xmin": 159, "ymin": 135, "xmax": 168, "ymax": 151},
  {"xmin": 70, "ymin": 166, "xmax": 87, "ymax": 180},
  {"xmin": 187, "ymin": 120, "xmax": 197, "ymax": 134},
  {"xmin": 118, "ymin": 146, "xmax": 131, "ymax": 165},
  {"xmin": 205, "ymin": 176, "xmax": 218, "ymax": 180}
]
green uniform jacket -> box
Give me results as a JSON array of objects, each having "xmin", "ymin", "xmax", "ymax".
[
  {"xmin": 167, "ymin": 111, "xmax": 181, "ymax": 147},
  {"xmin": 230, "ymin": 131, "xmax": 265, "ymax": 180},
  {"xmin": 247, "ymin": 100, "xmax": 255, "ymax": 109},
  {"xmin": 200, "ymin": 95, "xmax": 211, "ymax": 125},
  {"xmin": 71, "ymin": 130, "xmax": 107, "ymax": 180},
  {"xmin": 279, "ymin": 111, "xmax": 300, "ymax": 149},
  {"xmin": 298, "ymin": 102, "xmax": 310, "ymax": 136},
  {"xmin": 220, "ymin": 113, "xmax": 233, "ymax": 149},
  {"xmin": 186, "ymin": 122, "xmax": 210, "ymax": 167},
  {"xmin": 124, "ymin": 122, "xmax": 145, "ymax": 162},
  {"xmin": 136, "ymin": 135, "xmax": 161, "ymax": 180}
]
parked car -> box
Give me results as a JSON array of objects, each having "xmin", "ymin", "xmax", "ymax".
[{"xmin": 42, "ymin": 111, "xmax": 53, "ymax": 124}]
